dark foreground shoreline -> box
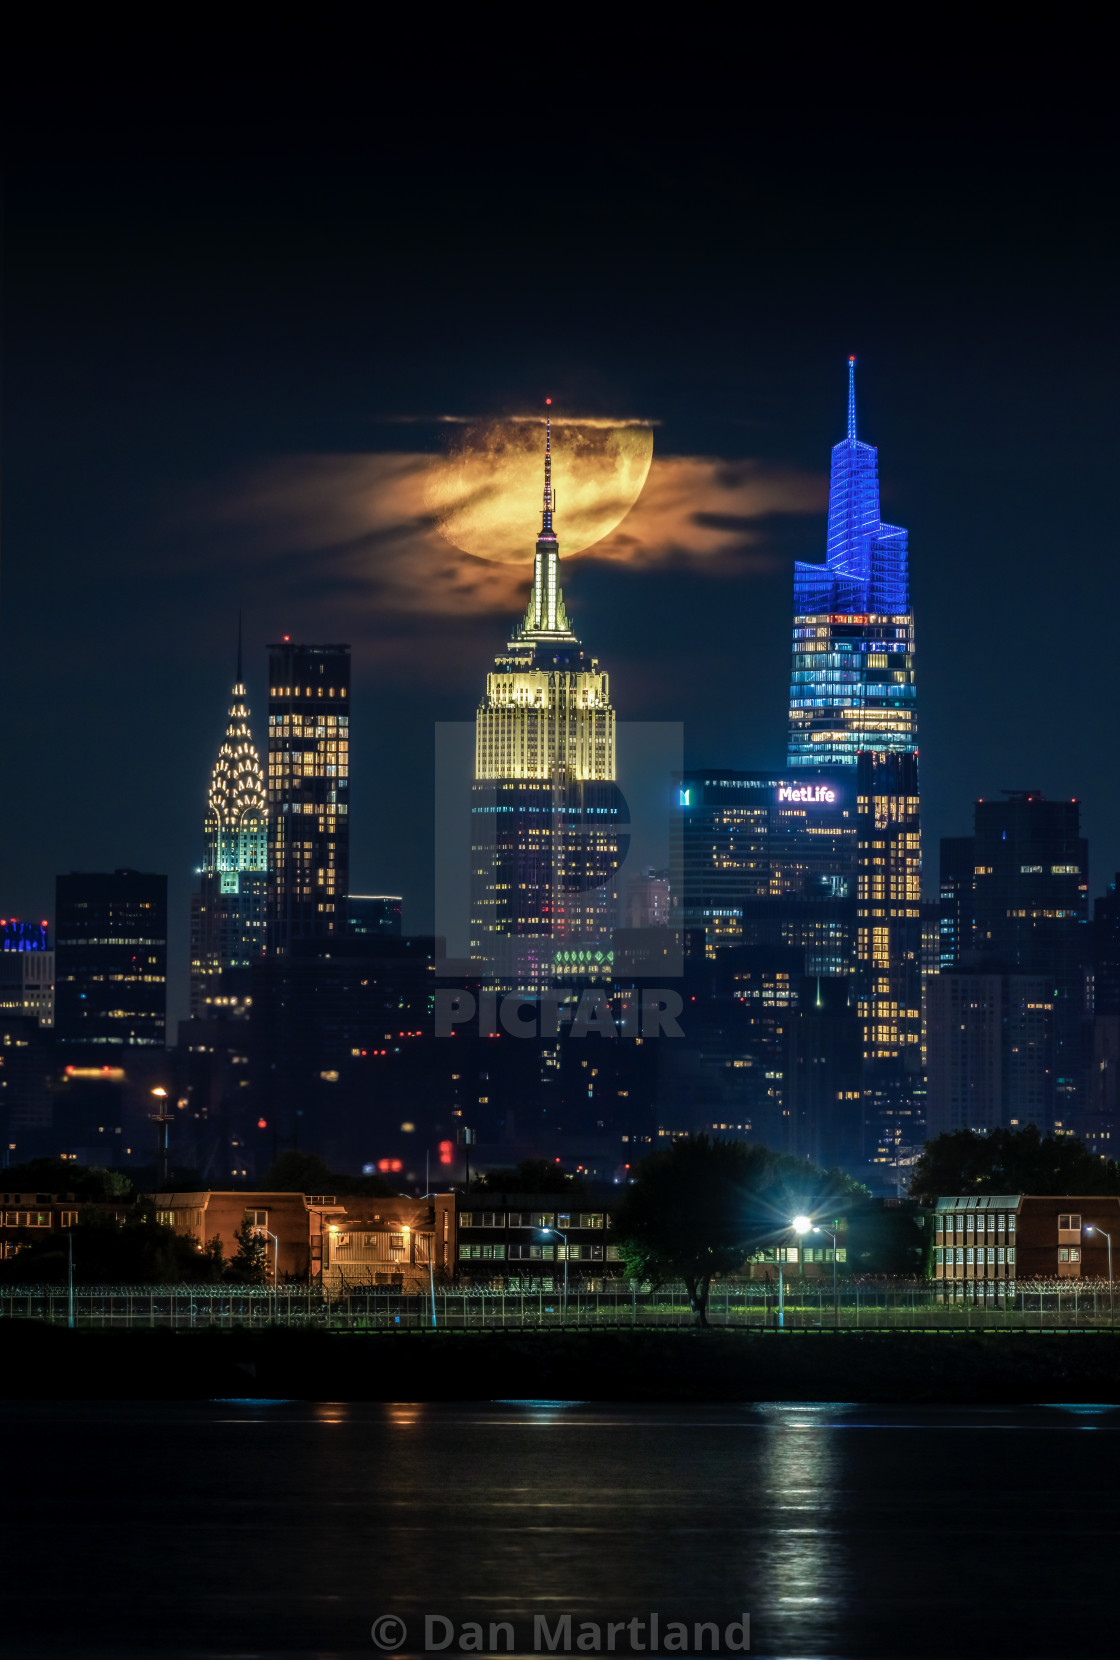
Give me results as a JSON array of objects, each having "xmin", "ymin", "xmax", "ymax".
[{"xmin": 4, "ymin": 1321, "xmax": 1120, "ymax": 1402}]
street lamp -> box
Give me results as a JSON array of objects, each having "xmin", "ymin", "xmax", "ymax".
[
  {"xmin": 539, "ymin": 1226, "xmax": 568, "ymax": 1321},
  {"xmin": 401, "ymin": 1225, "xmax": 438, "ymax": 1329},
  {"xmin": 793, "ymin": 1215, "xmax": 839, "ymax": 1326},
  {"xmin": 66, "ymin": 1229, "xmax": 74, "ymax": 1330},
  {"xmin": 260, "ymin": 1227, "xmax": 279, "ymax": 1287},
  {"xmin": 1085, "ymin": 1224, "xmax": 1113, "ymax": 1321}
]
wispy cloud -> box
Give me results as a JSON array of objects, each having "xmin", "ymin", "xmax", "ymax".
[
  {"xmin": 584, "ymin": 456, "xmax": 823, "ymax": 570},
  {"xmin": 205, "ymin": 450, "xmax": 822, "ymax": 622},
  {"xmin": 374, "ymin": 413, "xmax": 661, "ymax": 428}
]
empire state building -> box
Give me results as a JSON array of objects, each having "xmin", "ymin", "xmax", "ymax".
[{"xmin": 470, "ymin": 408, "xmax": 622, "ymax": 986}]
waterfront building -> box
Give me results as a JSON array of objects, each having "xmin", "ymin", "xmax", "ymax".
[
  {"xmin": 139, "ymin": 1188, "xmax": 455, "ymax": 1295},
  {"xmin": 932, "ymin": 1195, "xmax": 1120, "ymax": 1293},
  {"xmin": 267, "ymin": 641, "xmax": 351, "ymax": 953}
]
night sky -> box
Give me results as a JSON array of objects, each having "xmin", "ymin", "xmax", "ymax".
[{"xmin": 2, "ymin": 65, "xmax": 1117, "ymax": 1021}]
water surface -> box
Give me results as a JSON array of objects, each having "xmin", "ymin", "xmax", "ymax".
[{"xmin": 1, "ymin": 1400, "xmax": 1116, "ymax": 1658}]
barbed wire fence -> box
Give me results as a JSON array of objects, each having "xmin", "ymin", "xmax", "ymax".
[{"xmin": 3, "ymin": 1278, "xmax": 1120, "ymax": 1330}]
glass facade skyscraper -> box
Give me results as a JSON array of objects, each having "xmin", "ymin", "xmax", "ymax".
[
  {"xmin": 267, "ymin": 641, "xmax": 351, "ymax": 954},
  {"xmin": 671, "ymin": 768, "xmax": 857, "ymax": 972},
  {"xmin": 55, "ymin": 869, "xmax": 167, "ymax": 1050},
  {"xmin": 788, "ymin": 359, "xmax": 916, "ymax": 766}
]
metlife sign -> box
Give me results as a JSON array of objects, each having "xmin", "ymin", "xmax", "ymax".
[
  {"xmin": 675, "ymin": 771, "xmax": 847, "ymax": 812},
  {"xmin": 776, "ymin": 783, "xmax": 838, "ymax": 804}
]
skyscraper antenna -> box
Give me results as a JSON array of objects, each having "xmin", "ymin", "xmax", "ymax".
[
  {"xmin": 237, "ymin": 608, "xmax": 243, "ymax": 684},
  {"xmin": 847, "ymin": 356, "xmax": 857, "ymax": 443},
  {"xmin": 542, "ymin": 397, "xmax": 553, "ymax": 533}
]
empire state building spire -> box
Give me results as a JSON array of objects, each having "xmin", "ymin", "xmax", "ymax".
[
  {"xmin": 541, "ymin": 400, "xmax": 554, "ymax": 533},
  {"xmin": 521, "ymin": 400, "xmax": 573, "ymax": 638},
  {"xmin": 472, "ymin": 398, "xmax": 619, "ymax": 989}
]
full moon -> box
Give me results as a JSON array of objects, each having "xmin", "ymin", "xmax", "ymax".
[{"xmin": 425, "ymin": 416, "xmax": 654, "ymax": 564}]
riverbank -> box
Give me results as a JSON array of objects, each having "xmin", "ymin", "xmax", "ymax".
[{"xmin": 4, "ymin": 1321, "xmax": 1120, "ymax": 1402}]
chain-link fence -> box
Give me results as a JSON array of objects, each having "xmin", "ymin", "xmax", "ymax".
[{"xmin": 4, "ymin": 1279, "xmax": 1120, "ymax": 1329}]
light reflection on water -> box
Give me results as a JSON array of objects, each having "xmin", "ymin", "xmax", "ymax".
[{"xmin": 0, "ymin": 1401, "xmax": 1117, "ymax": 1659}]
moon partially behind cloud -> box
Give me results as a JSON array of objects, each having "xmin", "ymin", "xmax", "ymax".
[{"xmin": 425, "ymin": 416, "xmax": 655, "ymax": 563}]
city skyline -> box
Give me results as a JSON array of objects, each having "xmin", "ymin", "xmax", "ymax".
[
  {"xmin": 3, "ymin": 348, "xmax": 1114, "ymax": 1024},
  {"xmin": 4, "ymin": 112, "xmax": 1120, "ymax": 1028}
]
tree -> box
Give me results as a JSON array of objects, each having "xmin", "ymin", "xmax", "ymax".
[
  {"xmin": 0, "ymin": 1203, "xmax": 225, "ymax": 1285},
  {"xmin": 611, "ymin": 1135, "xmax": 859, "ymax": 1325},
  {"xmin": 258, "ymin": 1151, "xmax": 337, "ymax": 1192},
  {"xmin": 0, "ymin": 1158, "xmax": 133, "ymax": 1201},
  {"xmin": 476, "ymin": 1159, "xmax": 587, "ymax": 1195},
  {"xmin": 226, "ymin": 1218, "xmax": 271, "ymax": 1285},
  {"xmin": 909, "ymin": 1126, "xmax": 1120, "ymax": 1201},
  {"xmin": 258, "ymin": 1150, "xmax": 397, "ymax": 1196}
]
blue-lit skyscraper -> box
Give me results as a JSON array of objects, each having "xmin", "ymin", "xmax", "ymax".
[{"xmin": 788, "ymin": 359, "xmax": 916, "ymax": 766}]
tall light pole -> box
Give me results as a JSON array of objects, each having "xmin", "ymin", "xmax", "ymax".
[
  {"xmin": 793, "ymin": 1215, "xmax": 839, "ymax": 1327},
  {"xmin": 1086, "ymin": 1224, "xmax": 1113, "ymax": 1321},
  {"xmin": 402, "ymin": 1225, "xmax": 437, "ymax": 1328},
  {"xmin": 67, "ymin": 1230, "xmax": 74, "ymax": 1330},
  {"xmin": 261, "ymin": 1227, "xmax": 279, "ymax": 1287},
  {"xmin": 150, "ymin": 1087, "xmax": 173, "ymax": 1188},
  {"xmin": 539, "ymin": 1227, "xmax": 568, "ymax": 1321}
]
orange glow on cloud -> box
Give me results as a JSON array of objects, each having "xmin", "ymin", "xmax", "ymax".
[{"xmin": 210, "ymin": 447, "xmax": 823, "ymax": 622}]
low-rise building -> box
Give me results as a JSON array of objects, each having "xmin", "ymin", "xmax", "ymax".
[
  {"xmin": 150, "ymin": 1189, "xmax": 346, "ymax": 1282},
  {"xmin": 455, "ymin": 1194, "xmax": 622, "ymax": 1282},
  {"xmin": 320, "ymin": 1194, "xmax": 456, "ymax": 1295},
  {"xmin": 150, "ymin": 1188, "xmax": 457, "ymax": 1291},
  {"xmin": 0, "ymin": 1190, "xmax": 93, "ymax": 1258},
  {"xmin": 932, "ymin": 1194, "xmax": 1120, "ymax": 1292}
]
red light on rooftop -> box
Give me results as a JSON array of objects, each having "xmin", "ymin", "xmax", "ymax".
[
  {"xmin": 438, "ymin": 1140, "xmax": 453, "ymax": 1165},
  {"xmin": 545, "ymin": 397, "xmax": 552, "ymax": 405},
  {"xmin": 257, "ymin": 1118, "xmax": 267, "ymax": 1129}
]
